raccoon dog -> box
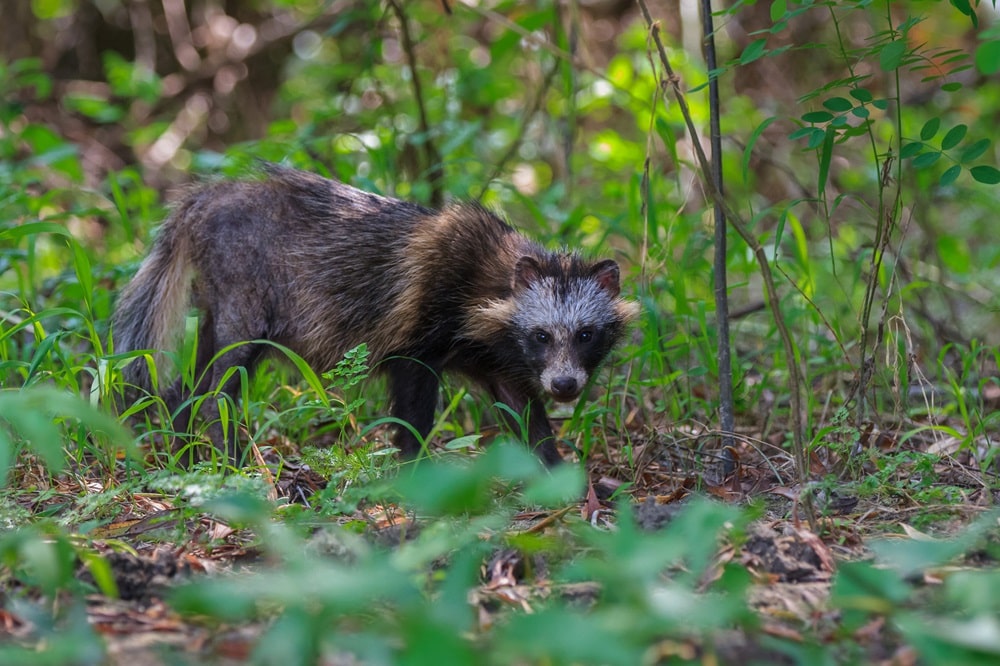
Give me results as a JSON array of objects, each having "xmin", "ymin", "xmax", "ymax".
[{"xmin": 112, "ymin": 166, "xmax": 639, "ymax": 465}]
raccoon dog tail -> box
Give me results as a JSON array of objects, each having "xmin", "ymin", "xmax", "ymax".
[{"xmin": 111, "ymin": 216, "xmax": 193, "ymax": 394}]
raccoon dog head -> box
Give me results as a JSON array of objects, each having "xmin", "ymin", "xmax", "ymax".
[{"xmin": 511, "ymin": 255, "xmax": 639, "ymax": 402}]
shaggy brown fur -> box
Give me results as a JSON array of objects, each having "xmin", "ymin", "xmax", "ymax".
[{"xmin": 113, "ymin": 165, "xmax": 638, "ymax": 465}]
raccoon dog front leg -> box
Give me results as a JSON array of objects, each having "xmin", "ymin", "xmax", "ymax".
[
  {"xmin": 490, "ymin": 381, "xmax": 562, "ymax": 466},
  {"xmin": 385, "ymin": 357, "xmax": 441, "ymax": 457}
]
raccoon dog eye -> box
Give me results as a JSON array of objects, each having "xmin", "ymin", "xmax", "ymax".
[
  {"xmin": 534, "ymin": 330, "xmax": 551, "ymax": 344},
  {"xmin": 577, "ymin": 329, "xmax": 594, "ymax": 344}
]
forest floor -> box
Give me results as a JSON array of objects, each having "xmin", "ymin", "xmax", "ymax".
[{"xmin": 4, "ymin": 414, "xmax": 996, "ymax": 666}]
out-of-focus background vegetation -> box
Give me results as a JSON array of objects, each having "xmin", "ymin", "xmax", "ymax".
[
  {"xmin": 4, "ymin": 1, "xmax": 1000, "ymax": 663},
  {"xmin": 7, "ymin": 1, "xmax": 1000, "ymax": 411}
]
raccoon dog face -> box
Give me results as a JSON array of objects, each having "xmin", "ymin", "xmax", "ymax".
[{"xmin": 511, "ymin": 256, "xmax": 633, "ymax": 402}]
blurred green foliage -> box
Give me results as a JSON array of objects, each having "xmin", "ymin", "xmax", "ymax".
[{"xmin": 1, "ymin": 0, "xmax": 1000, "ymax": 663}]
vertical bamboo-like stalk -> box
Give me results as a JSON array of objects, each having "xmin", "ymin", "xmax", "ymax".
[{"xmin": 700, "ymin": 0, "xmax": 736, "ymax": 474}]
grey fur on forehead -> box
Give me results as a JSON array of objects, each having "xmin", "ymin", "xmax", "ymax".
[{"xmin": 512, "ymin": 277, "xmax": 616, "ymax": 331}]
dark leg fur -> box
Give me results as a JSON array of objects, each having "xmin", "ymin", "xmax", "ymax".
[
  {"xmin": 204, "ymin": 339, "xmax": 266, "ymax": 465},
  {"xmin": 171, "ymin": 314, "xmax": 264, "ymax": 466},
  {"xmin": 168, "ymin": 313, "xmax": 217, "ymax": 440},
  {"xmin": 386, "ymin": 358, "xmax": 441, "ymax": 457},
  {"xmin": 525, "ymin": 403, "xmax": 563, "ymax": 466},
  {"xmin": 489, "ymin": 382, "xmax": 563, "ymax": 466}
]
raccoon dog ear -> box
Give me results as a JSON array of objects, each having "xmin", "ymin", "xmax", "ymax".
[
  {"xmin": 513, "ymin": 256, "xmax": 544, "ymax": 291},
  {"xmin": 590, "ymin": 260, "xmax": 622, "ymax": 298}
]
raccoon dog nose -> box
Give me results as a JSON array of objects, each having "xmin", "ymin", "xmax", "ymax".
[{"xmin": 550, "ymin": 376, "xmax": 580, "ymax": 401}]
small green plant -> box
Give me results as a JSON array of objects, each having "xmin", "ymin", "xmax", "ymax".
[
  {"xmin": 276, "ymin": 342, "xmax": 370, "ymax": 445},
  {"xmin": 168, "ymin": 453, "xmax": 751, "ymax": 665},
  {"xmin": 830, "ymin": 511, "xmax": 1000, "ymax": 665}
]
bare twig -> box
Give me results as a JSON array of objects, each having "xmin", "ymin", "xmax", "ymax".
[
  {"xmin": 827, "ymin": 3, "xmax": 903, "ymax": 423},
  {"xmin": 479, "ymin": 53, "xmax": 561, "ymax": 199},
  {"xmin": 128, "ymin": 0, "xmax": 157, "ymax": 72},
  {"xmin": 148, "ymin": 9, "xmax": 345, "ymax": 118},
  {"xmin": 387, "ymin": 0, "xmax": 444, "ymax": 207},
  {"xmin": 161, "ymin": 0, "xmax": 201, "ymax": 71},
  {"xmin": 561, "ymin": 0, "xmax": 579, "ymax": 195},
  {"xmin": 143, "ymin": 92, "xmax": 211, "ymax": 168}
]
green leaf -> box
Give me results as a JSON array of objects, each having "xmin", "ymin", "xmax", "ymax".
[
  {"xmin": 393, "ymin": 442, "xmax": 543, "ymax": 517},
  {"xmin": 0, "ymin": 220, "xmax": 73, "ymax": 242},
  {"xmin": 806, "ymin": 128, "xmax": 827, "ymax": 150},
  {"xmin": 920, "ymin": 117, "xmax": 941, "ymax": 141},
  {"xmin": 489, "ymin": 9, "xmax": 550, "ymax": 60},
  {"xmin": 252, "ymin": 607, "xmax": 322, "ymax": 665},
  {"xmin": 26, "ymin": 332, "xmax": 62, "ymax": 382},
  {"xmin": 817, "ymin": 126, "xmax": 835, "ymax": 197},
  {"xmin": 521, "ymin": 463, "xmax": 584, "ymax": 507},
  {"xmin": 170, "ymin": 555, "xmax": 415, "ymax": 622},
  {"xmin": 496, "ymin": 608, "xmax": 643, "ymax": 666},
  {"xmin": 770, "ymin": 0, "xmax": 787, "ymax": 23},
  {"xmin": 69, "ymin": 236, "xmax": 94, "ymax": 311},
  {"xmin": 870, "ymin": 510, "xmax": 999, "ymax": 576},
  {"xmin": 654, "ymin": 116, "xmax": 680, "ymax": 172},
  {"xmin": 832, "ymin": 561, "xmax": 911, "ymax": 606},
  {"xmin": 913, "ymin": 151, "xmax": 942, "ymax": 169},
  {"xmin": 251, "ymin": 340, "xmax": 330, "ymax": 408},
  {"xmin": 439, "ymin": 119, "xmax": 482, "ymax": 156},
  {"xmin": 31, "ymin": 0, "xmax": 76, "ymax": 20},
  {"xmin": 940, "ymin": 50, "xmax": 971, "ymax": 65},
  {"xmin": 961, "ymin": 138, "xmax": 991, "ymax": 162},
  {"xmin": 78, "ymin": 550, "xmax": 120, "ymax": 598},
  {"xmin": 788, "ymin": 126, "xmax": 816, "ymax": 141},
  {"xmin": 774, "ymin": 210, "xmax": 788, "ymax": 253},
  {"xmin": 949, "ymin": 0, "xmax": 977, "ymax": 25},
  {"xmin": 970, "ymin": 165, "xmax": 1000, "ymax": 184},
  {"xmin": 442, "ymin": 434, "xmax": 482, "ymax": 451},
  {"xmin": 103, "ymin": 51, "xmax": 162, "ymax": 103},
  {"xmin": 944, "ymin": 571, "xmax": 1000, "ymax": 615},
  {"xmin": 19, "ymin": 123, "xmax": 63, "ymax": 153},
  {"xmin": 850, "ymin": 88, "xmax": 874, "ymax": 103},
  {"xmin": 17, "ymin": 125, "xmax": 82, "ymax": 180},
  {"xmin": 397, "ymin": 612, "xmax": 480, "ymax": 665},
  {"xmin": 900, "ymin": 141, "xmax": 924, "ymax": 159},
  {"xmin": 830, "ymin": 560, "xmax": 911, "ymax": 632},
  {"xmin": 899, "ymin": 614, "xmax": 1000, "ymax": 662},
  {"xmin": 744, "ymin": 116, "xmax": 777, "ymax": 183},
  {"xmin": 880, "ymin": 40, "xmax": 907, "ymax": 71},
  {"xmin": 739, "ymin": 39, "xmax": 768, "ymax": 65},
  {"xmin": 939, "ymin": 164, "xmax": 962, "ymax": 187},
  {"xmin": 941, "ymin": 124, "xmax": 968, "ymax": 150},
  {"xmin": 975, "ymin": 39, "xmax": 1000, "ymax": 74},
  {"xmin": 202, "ymin": 491, "xmax": 275, "ymax": 527},
  {"xmin": 63, "ymin": 92, "xmax": 124, "ymax": 124},
  {"xmin": 822, "ymin": 96, "xmax": 853, "ymax": 112},
  {"xmin": 938, "ymin": 234, "xmax": 970, "ymax": 273},
  {"xmin": 801, "ymin": 111, "xmax": 834, "ymax": 124},
  {"xmin": 0, "ymin": 387, "xmax": 137, "ymax": 485},
  {"xmin": 14, "ymin": 531, "xmax": 79, "ymax": 597}
]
